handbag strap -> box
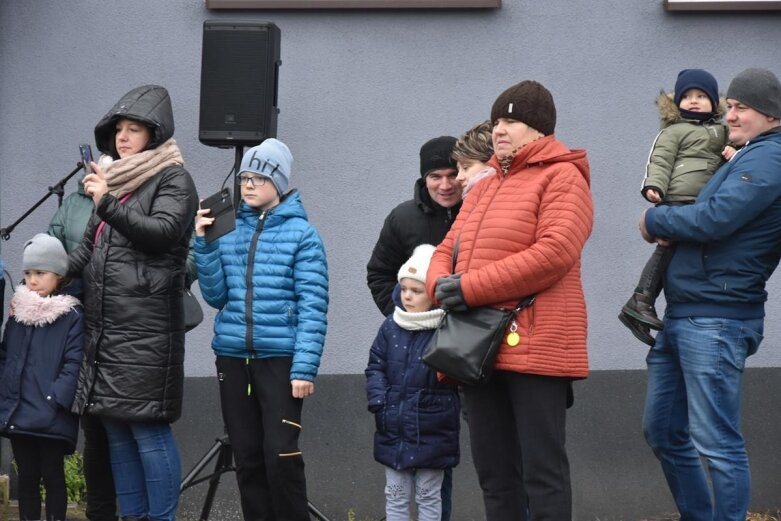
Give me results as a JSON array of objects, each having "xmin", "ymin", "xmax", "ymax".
[
  {"xmin": 513, "ymin": 295, "xmax": 536, "ymax": 312},
  {"xmin": 451, "ymin": 236, "xmax": 459, "ymax": 274},
  {"xmin": 452, "ymin": 234, "xmax": 535, "ymax": 313}
]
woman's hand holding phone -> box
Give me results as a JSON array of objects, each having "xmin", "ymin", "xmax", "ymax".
[{"xmin": 83, "ymin": 162, "xmax": 108, "ymax": 206}]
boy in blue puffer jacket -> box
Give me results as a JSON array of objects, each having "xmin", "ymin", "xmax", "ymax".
[
  {"xmin": 366, "ymin": 244, "xmax": 460, "ymax": 521},
  {"xmin": 194, "ymin": 138, "xmax": 328, "ymax": 521}
]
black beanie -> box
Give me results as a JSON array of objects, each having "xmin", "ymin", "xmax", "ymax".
[
  {"xmin": 490, "ymin": 80, "xmax": 556, "ymax": 136},
  {"xmin": 726, "ymin": 68, "xmax": 781, "ymax": 119},
  {"xmin": 674, "ymin": 69, "xmax": 719, "ymax": 111},
  {"xmin": 420, "ymin": 136, "xmax": 457, "ymax": 177}
]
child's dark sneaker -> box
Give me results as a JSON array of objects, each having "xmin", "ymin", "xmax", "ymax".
[
  {"xmin": 618, "ymin": 312, "xmax": 656, "ymax": 347},
  {"xmin": 621, "ymin": 292, "xmax": 664, "ymax": 330}
]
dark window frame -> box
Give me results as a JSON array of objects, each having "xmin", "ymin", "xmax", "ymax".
[
  {"xmin": 206, "ymin": 0, "xmax": 500, "ymax": 8},
  {"xmin": 664, "ymin": 0, "xmax": 781, "ymax": 10}
]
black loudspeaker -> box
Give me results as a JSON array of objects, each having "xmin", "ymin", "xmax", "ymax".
[{"xmin": 199, "ymin": 20, "xmax": 281, "ymax": 148}]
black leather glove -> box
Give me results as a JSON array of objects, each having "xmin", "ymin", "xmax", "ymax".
[{"xmin": 435, "ymin": 273, "xmax": 467, "ymax": 312}]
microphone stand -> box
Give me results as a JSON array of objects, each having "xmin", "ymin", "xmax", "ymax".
[{"xmin": 0, "ymin": 162, "xmax": 84, "ymax": 241}]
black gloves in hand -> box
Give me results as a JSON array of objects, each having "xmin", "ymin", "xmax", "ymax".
[{"xmin": 435, "ymin": 273, "xmax": 467, "ymax": 312}]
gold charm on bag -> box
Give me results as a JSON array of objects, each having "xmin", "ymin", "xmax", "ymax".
[{"xmin": 506, "ymin": 321, "xmax": 521, "ymax": 347}]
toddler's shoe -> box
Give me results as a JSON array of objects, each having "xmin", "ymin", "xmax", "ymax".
[
  {"xmin": 621, "ymin": 292, "xmax": 664, "ymax": 330},
  {"xmin": 618, "ymin": 312, "xmax": 656, "ymax": 347}
]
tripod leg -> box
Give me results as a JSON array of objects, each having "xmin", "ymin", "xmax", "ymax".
[
  {"xmin": 198, "ymin": 443, "xmax": 234, "ymax": 521},
  {"xmin": 308, "ymin": 501, "xmax": 332, "ymax": 521}
]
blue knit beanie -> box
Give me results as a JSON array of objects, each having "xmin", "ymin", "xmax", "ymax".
[
  {"xmin": 238, "ymin": 138, "xmax": 293, "ymax": 195},
  {"xmin": 674, "ymin": 69, "xmax": 719, "ymax": 110}
]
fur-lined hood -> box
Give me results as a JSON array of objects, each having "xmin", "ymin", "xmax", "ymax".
[
  {"xmin": 656, "ymin": 90, "xmax": 727, "ymax": 127},
  {"xmin": 11, "ymin": 284, "xmax": 81, "ymax": 327}
]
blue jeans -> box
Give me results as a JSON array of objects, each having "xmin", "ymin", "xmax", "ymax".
[
  {"xmin": 102, "ymin": 419, "xmax": 182, "ymax": 521},
  {"xmin": 643, "ymin": 316, "xmax": 763, "ymax": 521}
]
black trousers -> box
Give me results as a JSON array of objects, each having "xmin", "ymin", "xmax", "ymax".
[
  {"xmin": 10, "ymin": 435, "xmax": 68, "ymax": 521},
  {"xmin": 633, "ymin": 243, "xmax": 675, "ymax": 298},
  {"xmin": 216, "ymin": 356, "xmax": 309, "ymax": 521},
  {"xmin": 81, "ymin": 413, "xmax": 118, "ymax": 521},
  {"xmin": 463, "ymin": 371, "xmax": 571, "ymax": 521}
]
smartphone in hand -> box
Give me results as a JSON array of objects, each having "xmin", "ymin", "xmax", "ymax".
[{"xmin": 79, "ymin": 144, "xmax": 93, "ymax": 175}]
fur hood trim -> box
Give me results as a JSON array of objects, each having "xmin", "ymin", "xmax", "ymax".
[
  {"xmin": 657, "ymin": 90, "xmax": 726, "ymax": 127},
  {"xmin": 12, "ymin": 284, "xmax": 81, "ymax": 327}
]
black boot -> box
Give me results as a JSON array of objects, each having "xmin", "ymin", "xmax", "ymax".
[
  {"xmin": 618, "ymin": 312, "xmax": 656, "ymax": 347},
  {"xmin": 621, "ymin": 292, "xmax": 664, "ymax": 330}
]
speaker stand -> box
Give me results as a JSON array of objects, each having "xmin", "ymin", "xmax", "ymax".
[{"xmin": 232, "ymin": 146, "xmax": 244, "ymax": 210}]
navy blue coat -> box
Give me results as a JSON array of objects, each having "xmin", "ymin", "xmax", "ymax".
[
  {"xmin": 365, "ymin": 304, "xmax": 460, "ymax": 471},
  {"xmin": 0, "ymin": 285, "xmax": 85, "ymax": 452},
  {"xmin": 646, "ymin": 127, "xmax": 781, "ymax": 319}
]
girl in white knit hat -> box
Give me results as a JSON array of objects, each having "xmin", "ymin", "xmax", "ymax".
[{"xmin": 365, "ymin": 244, "xmax": 460, "ymax": 521}]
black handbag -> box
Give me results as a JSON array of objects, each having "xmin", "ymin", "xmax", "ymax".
[
  {"xmin": 423, "ymin": 239, "xmax": 535, "ymax": 385},
  {"xmin": 183, "ymin": 287, "xmax": 204, "ymax": 332}
]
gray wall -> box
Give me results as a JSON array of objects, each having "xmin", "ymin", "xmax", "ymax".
[{"xmin": 2, "ymin": 1, "xmax": 781, "ymax": 518}]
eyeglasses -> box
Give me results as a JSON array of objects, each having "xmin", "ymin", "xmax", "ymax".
[{"xmin": 237, "ymin": 174, "xmax": 268, "ymax": 187}]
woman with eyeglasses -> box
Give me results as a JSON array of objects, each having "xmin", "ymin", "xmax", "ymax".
[
  {"xmin": 68, "ymin": 84, "xmax": 198, "ymax": 521},
  {"xmin": 194, "ymin": 138, "xmax": 329, "ymax": 521}
]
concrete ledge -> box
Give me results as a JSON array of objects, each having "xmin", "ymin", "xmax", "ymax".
[{"xmin": 2, "ymin": 369, "xmax": 779, "ymax": 520}]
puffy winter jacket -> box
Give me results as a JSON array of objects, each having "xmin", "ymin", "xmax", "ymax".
[
  {"xmin": 48, "ymin": 176, "xmax": 94, "ymax": 254},
  {"xmin": 0, "ymin": 284, "xmax": 84, "ymax": 452},
  {"xmin": 646, "ymin": 127, "xmax": 781, "ymax": 319},
  {"xmin": 367, "ymin": 178, "xmax": 461, "ymax": 315},
  {"xmin": 642, "ymin": 92, "xmax": 728, "ymax": 203},
  {"xmin": 195, "ymin": 191, "xmax": 329, "ymax": 382},
  {"xmin": 365, "ymin": 306, "xmax": 460, "ymax": 470},
  {"xmin": 68, "ymin": 85, "xmax": 198, "ymax": 423},
  {"xmin": 426, "ymin": 135, "xmax": 594, "ymax": 378}
]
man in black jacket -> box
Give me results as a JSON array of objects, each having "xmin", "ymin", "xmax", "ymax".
[{"xmin": 367, "ymin": 136, "xmax": 462, "ymax": 316}]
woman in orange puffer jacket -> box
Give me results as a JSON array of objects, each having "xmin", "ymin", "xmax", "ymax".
[{"xmin": 426, "ymin": 80, "xmax": 594, "ymax": 521}]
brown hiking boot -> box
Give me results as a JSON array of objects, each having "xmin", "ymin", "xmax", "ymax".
[
  {"xmin": 618, "ymin": 312, "xmax": 656, "ymax": 347},
  {"xmin": 621, "ymin": 292, "xmax": 664, "ymax": 330}
]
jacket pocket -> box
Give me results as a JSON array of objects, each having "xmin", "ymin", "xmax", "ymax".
[{"xmin": 669, "ymin": 158, "xmax": 711, "ymax": 197}]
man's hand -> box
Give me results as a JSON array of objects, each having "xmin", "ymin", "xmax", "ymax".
[
  {"xmin": 435, "ymin": 273, "xmax": 467, "ymax": 311},
  {"xmin": 291, "ymin": 379, "xmax": 314, "ymax": 399},
  {"xmin": 82, "ymin": 161, "xmax": 108, "ymax": 206},
  {"xmin": 640, "ymin": 208, "xmax": 674, "ymax": 246},
  {"xmin": 639, "ymin": 209, "xmax": 655, "ymax": 243}
]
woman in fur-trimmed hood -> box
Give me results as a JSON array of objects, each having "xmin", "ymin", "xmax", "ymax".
[{"xmin": 68, "ymin": 84, "xmax": 198, "ymax": 521}]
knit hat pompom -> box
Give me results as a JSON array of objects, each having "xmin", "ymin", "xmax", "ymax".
[
  {"xmin": 490, "ymin": 80, "xmax": 556, "ymax": 136},
  {"xmin": 23, "ymin": 233, "xmax": 68, "ymax": 277},
  {"xmin": 674, "ymin": 69, "xmax": 719, "ymax": 111},
  {"xmin": 398, "ymin": 244, "xmax": 436, "ymax": 285},
  {"xmin": 239, "ymin": 138, "xmax": 293, "ymax": 195},
  {"xmin": 726, "ymin": 68, "xmax": 781, "ymax": 119},
  {"xmin": 420, "ymin": 136, "xmax": 457, "ymax": 177}
]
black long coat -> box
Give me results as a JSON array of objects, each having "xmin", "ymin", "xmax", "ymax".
[{"xmin": 69, "ymin": 85, "xmax": 198, "ymax": 423}]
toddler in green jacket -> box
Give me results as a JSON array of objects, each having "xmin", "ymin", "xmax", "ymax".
[{"xmin": 619, "ymin": 69, "xmax": 734, "ymax": 345}]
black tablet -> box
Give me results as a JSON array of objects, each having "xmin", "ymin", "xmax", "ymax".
[{"xmin": 201, "ymin": 188, "xmax": 236, "ymax": 243}]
